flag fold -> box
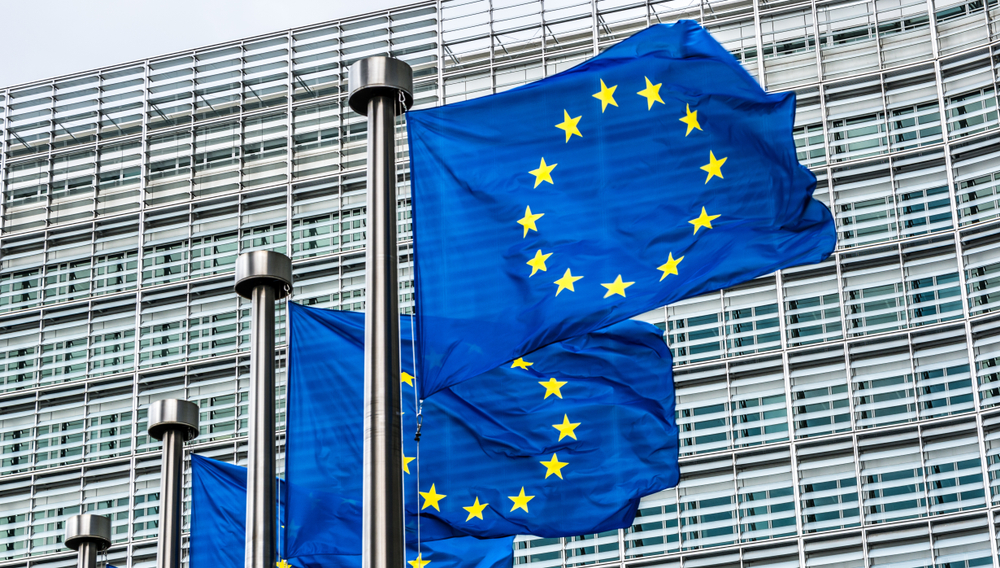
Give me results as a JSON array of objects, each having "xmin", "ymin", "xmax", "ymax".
[
  {"xmin": 408, "ymin": 19, "xmax": 836, "ymax": 396},
  {"xmin": 190, "ymin": 454, "xmax": 513, "ymax": 568},
  {"xmin": 285, "ymin": 303, "xmax": 678, "ymax": 542}
]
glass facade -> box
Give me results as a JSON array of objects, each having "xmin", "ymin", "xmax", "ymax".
[{"xmin": 1, "ymin": 0, "xmax": 1000, "ymax": 566}]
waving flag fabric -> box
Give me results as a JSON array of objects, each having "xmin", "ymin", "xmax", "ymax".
[
  {"xmin": 190, "ymin": 455, "xmax": 513, "ymax": 568},
  {"xmin": 407, "ymin": 20, "xmax": 836, "ymax": 396},
  {"xmin": 285, "ymin": 302, "xmax": 677, "ymax": 542}
]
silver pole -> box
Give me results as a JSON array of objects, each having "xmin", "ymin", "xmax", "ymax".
[
  {"xmin": 234, "ymin": 251, "xmax": 293, "ymax": 568},
  {"xmin": 78, "ymin": 541, "xmax": 98, "ymax": 568},
  {"xmin": 65, "ymin": 514, "xmax": 111, "ymax": 568},
  {"xmin": 347, "ymin": 56, "xmax": 413, "ymax": 568},
  {"xmin": 147, "ymin": 399, "xmax": 200, "ymax": 568}
]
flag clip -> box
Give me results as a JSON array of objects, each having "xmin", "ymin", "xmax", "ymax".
[{"xmin": 414, "ymin": 403, "xmax": 423, "ymax": 442}]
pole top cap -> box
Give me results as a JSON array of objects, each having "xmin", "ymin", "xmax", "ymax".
[
  {"xmin": 234, "ymin": 251, "xmax": 292, "ymax": 300},
  {"xmin": 147, "ymin": 399, "xmax": 200, "ymax": 442},
  {"xmin": 65, "ymin": 514, "xmax": 111, "ymax": 551},
  {"xmin": 348, "ymin": 56, "xmax": 413, "ymax": 116}
]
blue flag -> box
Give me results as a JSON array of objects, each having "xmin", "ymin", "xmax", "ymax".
[
  {"xmin": 190, "ymin": 455, "xmax": 513, "ymax": 568},
  {"xmin": 407, "ymin": 20, "xmax": 836, "ymax": 396},
  {"xmin": 286, "ymin": 302, "xmax": 677, "ymax": 541}
]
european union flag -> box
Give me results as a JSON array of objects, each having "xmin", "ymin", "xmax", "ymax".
[
  {"xmin": 190, "ymin": 455, "xmax": 513, "ymax": 568},
  {"xmin": 407, "ymin": 20, "xmax": 836, "ymax": 396},
  {"xmin": 286, "ymin": 302, "xmax": 677, "ymax": 540}
]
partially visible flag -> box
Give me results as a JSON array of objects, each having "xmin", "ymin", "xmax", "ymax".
[
  {"xmin": 407, "ymin": 19, "xmax": 836, "ymax": 396},
  {"xmin": 189, "ymin": 455, "xmax": 513, "ymax": 568},
  {"xmin": 286, "ymin": 302, "xmax": 677, "ymax": 541},
  {"xmin": 190, "ymin": 455, "xmax": 289, "ymax": 568}
]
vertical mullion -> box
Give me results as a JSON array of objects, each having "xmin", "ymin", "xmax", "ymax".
[
  {"xmin": 592, "ymin": 0, "xmax": 600, "ymax": 56},
  {"xmin": 753, "ymin": 0, "xmax": 767, "ymax": 89},
  {"xmin": 1, "ymin": 87, "xmax": 9, "ymax": 235},
  {"xmin": 127, "ymin": 59, "xmax": 153, "ymax": 568},
  {"xmin": 437, "ymin": 0, "xmax": 445, "ymax": 111},
  {"xmin": 286, "ymin": 31, "xmax": 295, "ymax": 263}
]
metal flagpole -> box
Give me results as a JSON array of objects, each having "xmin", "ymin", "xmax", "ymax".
[
  {"xmin": 65, "ymin": 514, "xmax": 111, "ymax": 568},
  {"xmin": 347, "ymin": 56, "xmax": 413, "ymax": 568},
  {"xmin": 234, "ymin": 251, "xmax": 293, "ymax": 568},
  {"xmin": 147, "ymin": 399, "xmax": 200, "ymax": 568}
]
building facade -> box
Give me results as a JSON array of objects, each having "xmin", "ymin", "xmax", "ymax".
[{"xmin": 1, "ymin": 0, "xmax": 999, "ymax": 566}]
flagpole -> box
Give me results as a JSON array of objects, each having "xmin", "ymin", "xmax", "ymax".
[
  {"xmin": 347, "ymin": 56, "xmax": 413, "ymax": 568},
  {"xmin": 234, "ymin": 251, "xmax": 293, "ymax": 568},
  {"xmin": 148, "ymin": 399, "xmax": 200, "ymax": 568},
  {"xmin": 65, "ymin": 514, "xmax": 111, "ymax": 568}
]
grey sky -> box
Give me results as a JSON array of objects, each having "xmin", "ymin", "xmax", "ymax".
[{"xmin": 1, "ymin": 0, "xmax": 402, "ymax": 88}]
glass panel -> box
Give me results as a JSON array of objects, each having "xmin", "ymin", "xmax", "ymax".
[
  {"xmin": 867, "ymin": 528, "xmax": 932, "ymax": 566},
  {"xmin": 851, "ymin": 337, "xmax": 916, "ymax": 428},
  {"xmin": 912, "ymin": 325, "xmax": 974, "ymax": 418},
  {"xmin": 842, "ymin": 245, "xmax": 906, "ymax": 335},
  {"xmin": 784, "ymin": 260, "xmax": 843, "ymax": 347},
  {"xmin": 795, "ymin": 87, "xmax": 828, "ymax": 168},
  {"xmin": 675, "ymin": 362, "xmax": 730, "ymax": 456},
  {"xmin": 790, "ymin": 345, "xmax": 852, "ymax": 438},
  {"xmin": 935, "ymin": 0, "xmax": 989, "ymax": 55},
  {"xmin": 833, "ymin": 160, "xmax": 896, "ymax": 247},
  {"xmin": 818, "ymin": 0, "xmax": 880, "ymax": 79},
  {"xmin": 954, "ymin": 133, "xmax": 1000, "ymax": 226},
  {"xmin": 761, "ymin": 9, "xmax": 818, "ymax": 90},
  {"xmin": 972, "ymin": 316, "xmax": 1000, "ymax": 408},
  {"xmin": 931, "ymin": 518, "xmax": 993, "ymax": 567},
  {"xmin": 798, "ymin": 439, "xmax": 861, "ymax": 532},
  {"xmin": 877, "ymin": 0, "xmax": 932, "ymax": 67},
  {"xmin": 736, "ymin": 449, "xmax": 796, "ymax": 541},
  {"xmin": 982, "ymin": 413, "xmax": 1000, "ymax": 504},
  {"xmin": 724, "ymin": 277, "xmax": 781, "ymax": 357},
  {"xmin": 902, "ymin": 237, "xmax": 963, "ymax": 326},
  {"xmin": 729, "ymin": 356, "xmax": 788, "ymax": 448},
  {"xmin": 922, "ymin": 420, "xmax": 986, "ymax": 515},
  {"xmin": 942, "ymin": 49, "xmax": 999, "ymax": 140},
  {"xmin": 858, "ymin": 430, "xmax": 926, "ymax": 523},
  {"xmin": 678, "ymin": 457, "xmax": 737, "ymax": 550},
  {"xmin": 666, "ymin": 293, "xmax": 724, "ymax": 365},
  {"xmin": 803, "ymin": 535, "xmax": 865, "ymax": 567},
  {"xmin": 625, "ymin": 488, "xmax": 680, "ymax": 558}
]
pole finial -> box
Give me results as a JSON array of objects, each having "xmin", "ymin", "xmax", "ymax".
[
  {"xmin": 234, "ymin": 251, "xmax": 293, "ymax": 300},
  {"xmin": 147, "ymin": 399, "xmax": 200, "ymax": 442},
  {"xmin": 347, "ymin": 56, "xmax": 413, "ymax": 117},
  {"xmin": 65, "ymin": 514, "xmax": 112, "ymax": 552}
]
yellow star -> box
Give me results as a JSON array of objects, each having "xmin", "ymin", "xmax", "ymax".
[
  {"xmin": 528, "ymin": 158, "xmax": 557, "ymax": 188},
  {"xmin": 276, "ymin": 560, "xmax": 292, "ymax": 568},
  {"xmin": 517, "ymin": 206, "xmax": 544, "ymax": 238},
  {"xmin": 657, "ymin": 253, "xmax": 684, "ymax": 281},
  {"xmin": 538, "ymin": 377, "xmax": 567, "ymax": 399},
  {"xmin": 403, "ymin": 455, "xmax": 415, "ymax": 474},
  {"xmin": 463, "ymin": 496, "xmax": 489, "ymax": 521},
  {"xmin": 408, "ymin": 555, "xmax": 430, "ymax": 568},
  {"xmin": 419, "ymin": 484, "xmax": 446, "ymax": 511},
  {"xmin": 700, "ymin": 151, "xmax": 727, "ymax": 183},
  {"xmin": 511, "ymin": 357, "xmax": 533, "ymax": 370},
  {"xmin": 601, "ymin": 274, "xmax": 634, "ymax": 299},
  {"xmin": 637, "ymin": 77, "xmax": 664, "ymax": 110},
  {"xmin": 679, "ymin": 104, "xmax": 701, "ymax": 136},
  {"xmin": 554, "ymin": 269, "xmax": 583, "ymax": 296},
  {"xmin": 689, "ymin": 207, "xmax": 721, "ymax": 235},
  {"xmin": 592, "ymin": 79, "xmax": 618, "ymax": 112},
  {"xmin": 555, "ymin": 110, "xmax": 582, "ymax": 143},
  {"xmin": 527, "ymin": 250, "xmax": 552, "ymax": 277},
  {"xmin": 401, "ymin": 371, "xmax": 414, "ymax": 386},
  {"xmin": 508, "ymin": 487, "xmax": 535, "ymax": 513},
  {"xmin": 539, "ymin": 453, "xmax": 569, "ymax": 479},
  {"xmin": 553, "ymin": 414, "xmax": 580, "ymax": 441}
]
